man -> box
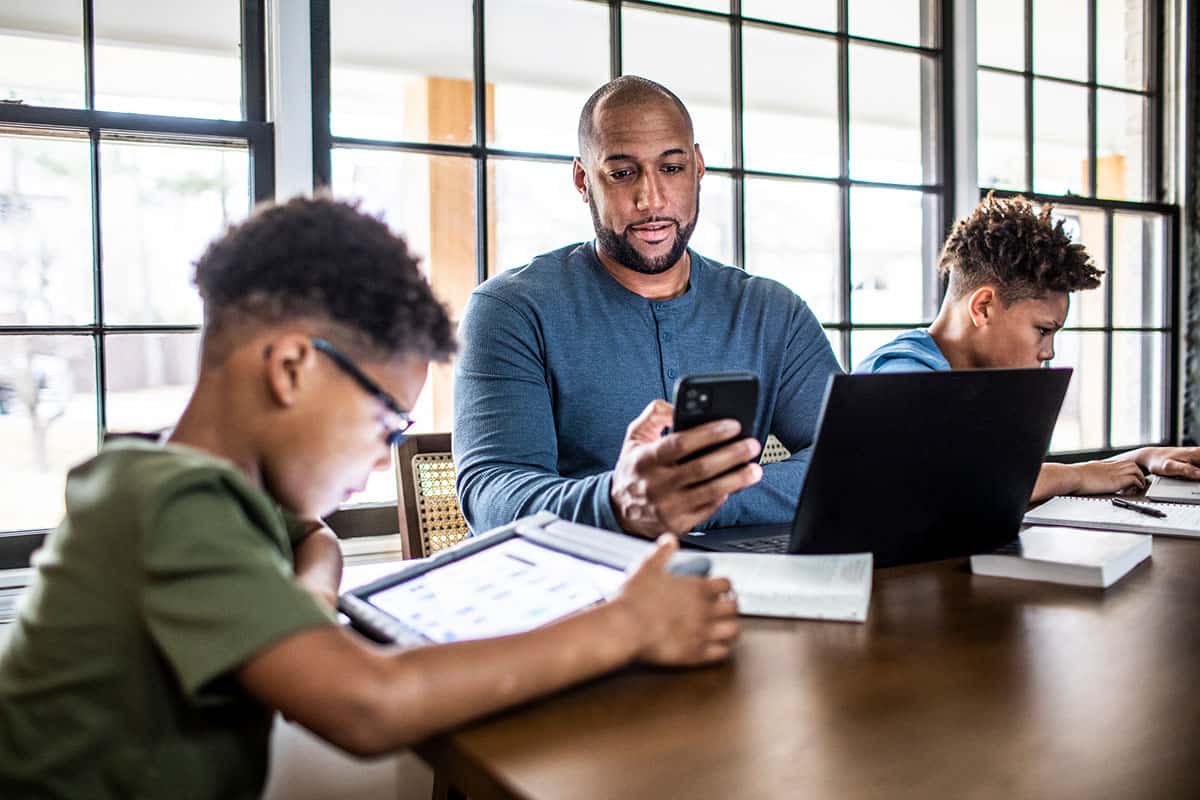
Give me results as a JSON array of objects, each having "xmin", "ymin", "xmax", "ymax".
[
  {"xmin": 856, "ymin": 193, "xmax": 1200, "ymax": 500},
  {"xmin": 0, "ymin": 197, "xmax": 739, "ymax": 799},
  {"xmin": 454, "ymin": 76, "xmax": 841, "ymax": 537}
]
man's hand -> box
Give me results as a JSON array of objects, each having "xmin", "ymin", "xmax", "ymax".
[
  {"xmin": 610, "ymin": 399, "xmax": 763, "ymax": 537},
  {"xmin": 614, "ymin": 534, "xmax": 740, "ymax": 666},
  {"xmin": 1124, "ymin": 446, "xmax": 1200, "ymax": 480},
  {"xmin": 1070, "ymin": 460, "xmax": 1148, "ymax": 495}
]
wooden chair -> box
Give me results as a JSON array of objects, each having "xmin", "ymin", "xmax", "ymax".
[
  {"xmin": 761, "ymin": 433, "xmax": 792, "ymax": 464},
  {"xmin": 394, "ymin": 433, "xmax": 471, "ymax": 560}
]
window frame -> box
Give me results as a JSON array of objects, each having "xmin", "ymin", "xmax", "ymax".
[
  {"xmin": 0, "ymin": 0, "xmax": 274, "ymax": 553},
  {"xmin": 977, "ymin": 0, "xmax": 1180, "ymax": 457},
  {"xmin": 311, "ymin": 0, "xmax": 954, "ymax": 530}
]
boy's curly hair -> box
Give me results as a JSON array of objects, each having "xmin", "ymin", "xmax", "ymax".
[
  {"xmin": 193, "ymin": 195, "xmax": 455, "ymax": 363},
  {"xmin": 939, "ymin": 192, "xmax": 1103, "ymax": 304}
]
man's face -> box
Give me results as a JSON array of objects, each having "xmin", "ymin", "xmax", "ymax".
[
  {"xmin": 574, "ymin": 99, "xmax": 704, "ymax": 274},
  {"xmin": 976, "ymin": 291, "xmax": 1070, "ymax": 369},
  {"xmin": 267, "ymin": 345, "xmax": 429, "ymax": 519}
]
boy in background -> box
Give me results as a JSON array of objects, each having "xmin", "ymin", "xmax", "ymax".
[
  {"xmin": 0, "ymin": 197, "xmax": 739, "ymax": 799},
  {"xmin": 856, "ymin": 193, "xmax": 1200, "ymax": 501}
]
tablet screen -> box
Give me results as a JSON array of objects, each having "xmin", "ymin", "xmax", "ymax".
[{"xmin": 366, "ymin": 538, "xmax": 627, "ymax": 643}]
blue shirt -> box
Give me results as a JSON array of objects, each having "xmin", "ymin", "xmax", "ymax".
[
  {"xmin": 453, "ymin": 242, "xmax": 842, "ymax": 533},
  {"xmin": 854, "ymin": 329, "xmax": 951, "ymax": 373}
]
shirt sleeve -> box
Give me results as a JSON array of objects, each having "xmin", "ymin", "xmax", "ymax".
[
  {"xmin": 141, "ymin": 481, "xmax": 335, "ymax": 699},
  {"xmin": 870, "ymin": 355, "xmax": 939, "ymax": 373},
  {"xmin": 453, "ymin": 290, "xmax": 622, "ymax": 533},
  {"xmin": 703, "ymin": 298, "xmax": 843, "ymax": 528}
]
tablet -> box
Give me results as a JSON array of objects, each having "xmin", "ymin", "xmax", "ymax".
[{"xmin": 338, "ymin": 512, "xmax": 708, "ymax": 649}]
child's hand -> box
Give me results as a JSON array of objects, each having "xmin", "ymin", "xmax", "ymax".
[
  {"xmin": 615, "ymin": 535, "xmax": 740, "ymax": 666},
  {"xmin": 1071, "ymin": 460, "xmax": 1147, "ymax": 495},
  {"xmin": 1130, "ymin": 447, "xmax": 1200, "ymax": 480}
]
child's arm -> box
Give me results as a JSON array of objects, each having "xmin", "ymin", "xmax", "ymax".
[
  {"xmin": 1030, "ymin": 460, "xmax": 1147, "ymax": 502},
  {"xmin": 293, "ymin": 521, "xmax": 343, "ymax": 611},
  {"xmin": 237, "ymin": 535, "xmax": 738, "ymax": 756}
]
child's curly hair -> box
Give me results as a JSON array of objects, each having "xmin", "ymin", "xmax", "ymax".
[
  {"xmin": 939, "ymin": 192, "xmax": 1103, "ymax": 304},
  {"xmin": 193, "ymin": 195, "xmax": 455, "ymax": 364}
]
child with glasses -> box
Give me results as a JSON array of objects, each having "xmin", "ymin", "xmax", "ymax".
[{"xmin": 0, "ymin": 197, "xmax": 739, "ymax": 799}]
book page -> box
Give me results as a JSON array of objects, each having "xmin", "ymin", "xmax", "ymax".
[
  {"xmin": 705, "ymin": 553, "xmax": 872, "ymax": 596},
  {"xmin": 1024, "ymin": 496, "xmax": 1200, "ymax": 537}
]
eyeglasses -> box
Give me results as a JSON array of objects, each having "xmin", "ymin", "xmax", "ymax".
[{"xmin": 311, "ymin": 338, "xmax": 415, "ymax": 446}]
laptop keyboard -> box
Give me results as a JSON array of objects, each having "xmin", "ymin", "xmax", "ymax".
[{"xmin": 727, "ymin": 534, "xmax": 790, "ymax": 554}]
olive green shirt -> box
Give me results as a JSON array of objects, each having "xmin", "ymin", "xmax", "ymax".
[{"xmin": 0, "ymin": 440, "xmax": 334, "ymax": 799}]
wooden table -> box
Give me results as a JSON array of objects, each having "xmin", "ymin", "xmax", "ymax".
[{"xmin": 415, "ymin": 538, "xmax": 1200, "ymax": 799}]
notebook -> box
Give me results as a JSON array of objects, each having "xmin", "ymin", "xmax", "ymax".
[
  {"xmin": 1145, "ymin": 475, "xmax": 1200, "ymax": 505},
  {"xmin": 704, "ymin": 552, "xmax": 872, "ymax": 622},
  {"xmin": 1023, "ymin": 495, "xmax": 1200, "ymax": 538},
  {"xmin": 970, "ymin": 526, "xmax": 1151, "ymax": 588}
]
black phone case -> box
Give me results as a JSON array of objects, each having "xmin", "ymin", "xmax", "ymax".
[{"xmin": 672, "ymin": 372, "xmax": 759, "ymax": 463}]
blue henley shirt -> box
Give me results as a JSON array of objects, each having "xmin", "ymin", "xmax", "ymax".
[{"xmin": 453, "ymin": 241, "xmax": 842, "ymax": 533}]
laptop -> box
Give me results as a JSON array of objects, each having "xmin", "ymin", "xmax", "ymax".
[{"xmin": 684, "ymin": 368, "xmax": 1072, "ymax": 568}]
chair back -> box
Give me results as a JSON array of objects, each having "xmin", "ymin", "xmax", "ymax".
[
  {"xmin": 395, "ymin": 433, "xmax": 470, "ymax": 559},
  {"xmin": 760, "ymin": 434, "xmax": 792, "ymax": 464}
]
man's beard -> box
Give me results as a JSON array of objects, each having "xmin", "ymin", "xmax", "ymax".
[{"xmin": 589, "ymin": 194, "xmax": 700, "ymax": 275}]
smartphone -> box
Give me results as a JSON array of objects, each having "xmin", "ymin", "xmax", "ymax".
[{"xmin": 671, "ymin": 372, "xmax": 760, "ymax": 464}]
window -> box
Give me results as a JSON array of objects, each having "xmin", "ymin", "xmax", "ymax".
[
  {"xmin": 314, "ymin": 0, "xmax": 949, "ymax": 508},
  {"xmin": 976, "ymin": 0, "xmax": 1176, "ymax": 454},
  {"xmin": 0, "ymin": 0, "xmax": 272, "ymax": 534}
]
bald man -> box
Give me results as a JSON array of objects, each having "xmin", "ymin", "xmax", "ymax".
[{"xmin": 453, "ymin": 76, "xmax": 841, "ymax": 539}]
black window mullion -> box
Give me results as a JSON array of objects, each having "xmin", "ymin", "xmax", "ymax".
[
  {"xmin": 1149, "ymin": 0, "xmax": 1164, "ymax": 202},
  {"xmin": 1102, "ymin": 209, "xmax": 1114, "ymax": 449},
  {"xmin": 730, "ymin": 0, "xmax": 745, "ymax": 269},
  {"xmin": 82, "ymin": 0, "xmax": 96, "ymax": 110},
  {"xmin": 609, "ymin": 1, "xmax": 623, "ymax": 80},
  {"xmin": 241, "ymin": 0, "xmax": 267, "ymax": 123},
  {"xmin": 1023, "ymin": 0, "xmax": 1034, "ymax": 192},
  {"xmin": 89, "ymin": 127, "xmax": 106, "ymax": 440},
  {"xmin": 837, "ymin": 0, "xmax": 852, "ymax": 365},
  {"xmin": 1086, "ymin": 0, "xmax": 1097, "ymax": 198},
  {"xmin": 474, "ymin": 0, "xmax": 489, "ymax": 285},
  {"xmin": 310, "ymin": 0, "xmax": 333, "ymax": 187}
]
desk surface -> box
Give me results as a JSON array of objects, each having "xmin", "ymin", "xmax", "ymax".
[{"xmin": 417, "ymin": 538, "xmax": 1200, "ymax": 800}]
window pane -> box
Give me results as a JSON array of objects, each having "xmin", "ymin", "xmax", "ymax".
[
  {"xmin": 1048, "ymin": 331, "xmax": 1106, "ymax": 451},
  {"xmin": 849, "ymin": 0, "xmax": 935, "ymax": 47},
  {"xmin": 1055, "ymin": 206, "xmax": 1106, "ymax": 327},
  {"xmin": 486, "ymin": 0, "xmax": 608, "ymax": 155},
  {"xmin": 1111, "ymin": 332, "xmax": 1165, "ymax": 447},
  {"xmin": 850, "ymin": 45, "xmax": 938, "ymax": 185},
  {"xmin": 331, "ymin": 147, "xmax": 476, "ymax": 444},
  {"xmin": 104, "ymin": 333, "xmax": 199, "ymax": 433},
  {"xmin": 1097, "ymin": 0, "xmax": 1146, "ymax": 89},
  {"xmin": 850, "ymin": 187, "xmax": 930, "ymax": 324},
  {"xmin": 691, "ymin": 172, "xmax": 736, "ymax": 266},
  {"xmin": 977, "ymin": 71, "xmax": 1027, "ymax": 190},
  {"xmin": 94, "ymin": 0, "xmax": 242, "ymax": 119},
  {"xmin": 1032, "ymin": 0, "xmax": 1087, "ymax": 81},
  {"xmin": 654, "ymin": 0, "xmax": 729, "ymax": 12},
  {"xmin": 824, "ymin": 326, "xmax": 847, "ymax": 369},
  {"xmin": 743, "ymin": 1, "xmax": 837, "ymax": 30},
  {"xmin": 850, "ymin": 328, "xmax": 912, "ymax": 370},
  {"xmin": 1033, "ymin": 80, "xmax": 1087, "ymax": 196},
  {"xmin": 491, "ymin": 158, "xmax": 595, "ymax": 275},
  {"xmin": 0, "ymin": 134, "xmax": 94, "ymax": 325},
  {"xmin": 100, "ymin": 140, "xmax": 249, "ymax": 326},
  {"xmin": 976, "ymin": 0, "xmax": 1025, "ymax": 71},
  {"xmin": 0, "ymin": 0, "xmax": 85, "ymax": 108},
  {"xmin": 745, "ymin": 179, "xmax": 840, "ymax": 323},
  {"xmin": 743, "ymin": 27, "xmax": 838, "ymax": 177},
  {"xmin": 1097, "ymin": 90, "xmax": 1149, "ymax": 201},
  {"xmin": 1112, "ymin": 212, "xmax": 1165, "ymax": 328},
  {"xmin": 622, "ymin": 8, "xmax": 733, "ymax": 168},
  {"xmin": 0, "ymin": 335, "xmax": 96, "ymax": 531},
  {"xmin": 331, "ymin": 0, "xmax": 474, "ymax": 144}
]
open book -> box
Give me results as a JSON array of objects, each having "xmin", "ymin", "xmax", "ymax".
[
  {"xmin": 704, "ymin": 552, "xmax": 872, "ymax": 622},
  {"xmin": 1023, "ymin": 495, "xmax": 1200, "ymax": 538},
  {"xmin": 971, "ymin": 526, "xmax": 1151, "ymax": 588}
]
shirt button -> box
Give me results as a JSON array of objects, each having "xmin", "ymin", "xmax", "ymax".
[
  {"xmin": 667, "ymin": 368, "xmax": 676, "ymax": 379},
  {"xmin": 663, "ymin": 332, "xmax": 672, "ymax": 342}
]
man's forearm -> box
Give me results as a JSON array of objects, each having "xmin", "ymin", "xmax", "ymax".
[{"xmin": 458, "ymin": 463, "xmax": 622, "ymax": 532}]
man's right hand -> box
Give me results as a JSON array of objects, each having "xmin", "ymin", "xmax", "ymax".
[
  {"xmin": 610, "ymin": 399, "xmax": 763, "ymax": 537},
  {"xmin": 614, "ymin": 534, "xmax": 740, "ymax": 666}
]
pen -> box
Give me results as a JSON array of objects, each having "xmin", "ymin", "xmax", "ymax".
[{"xmin": 1111, "ymin": 497, "xmax": 1167, "ymax": 518}]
